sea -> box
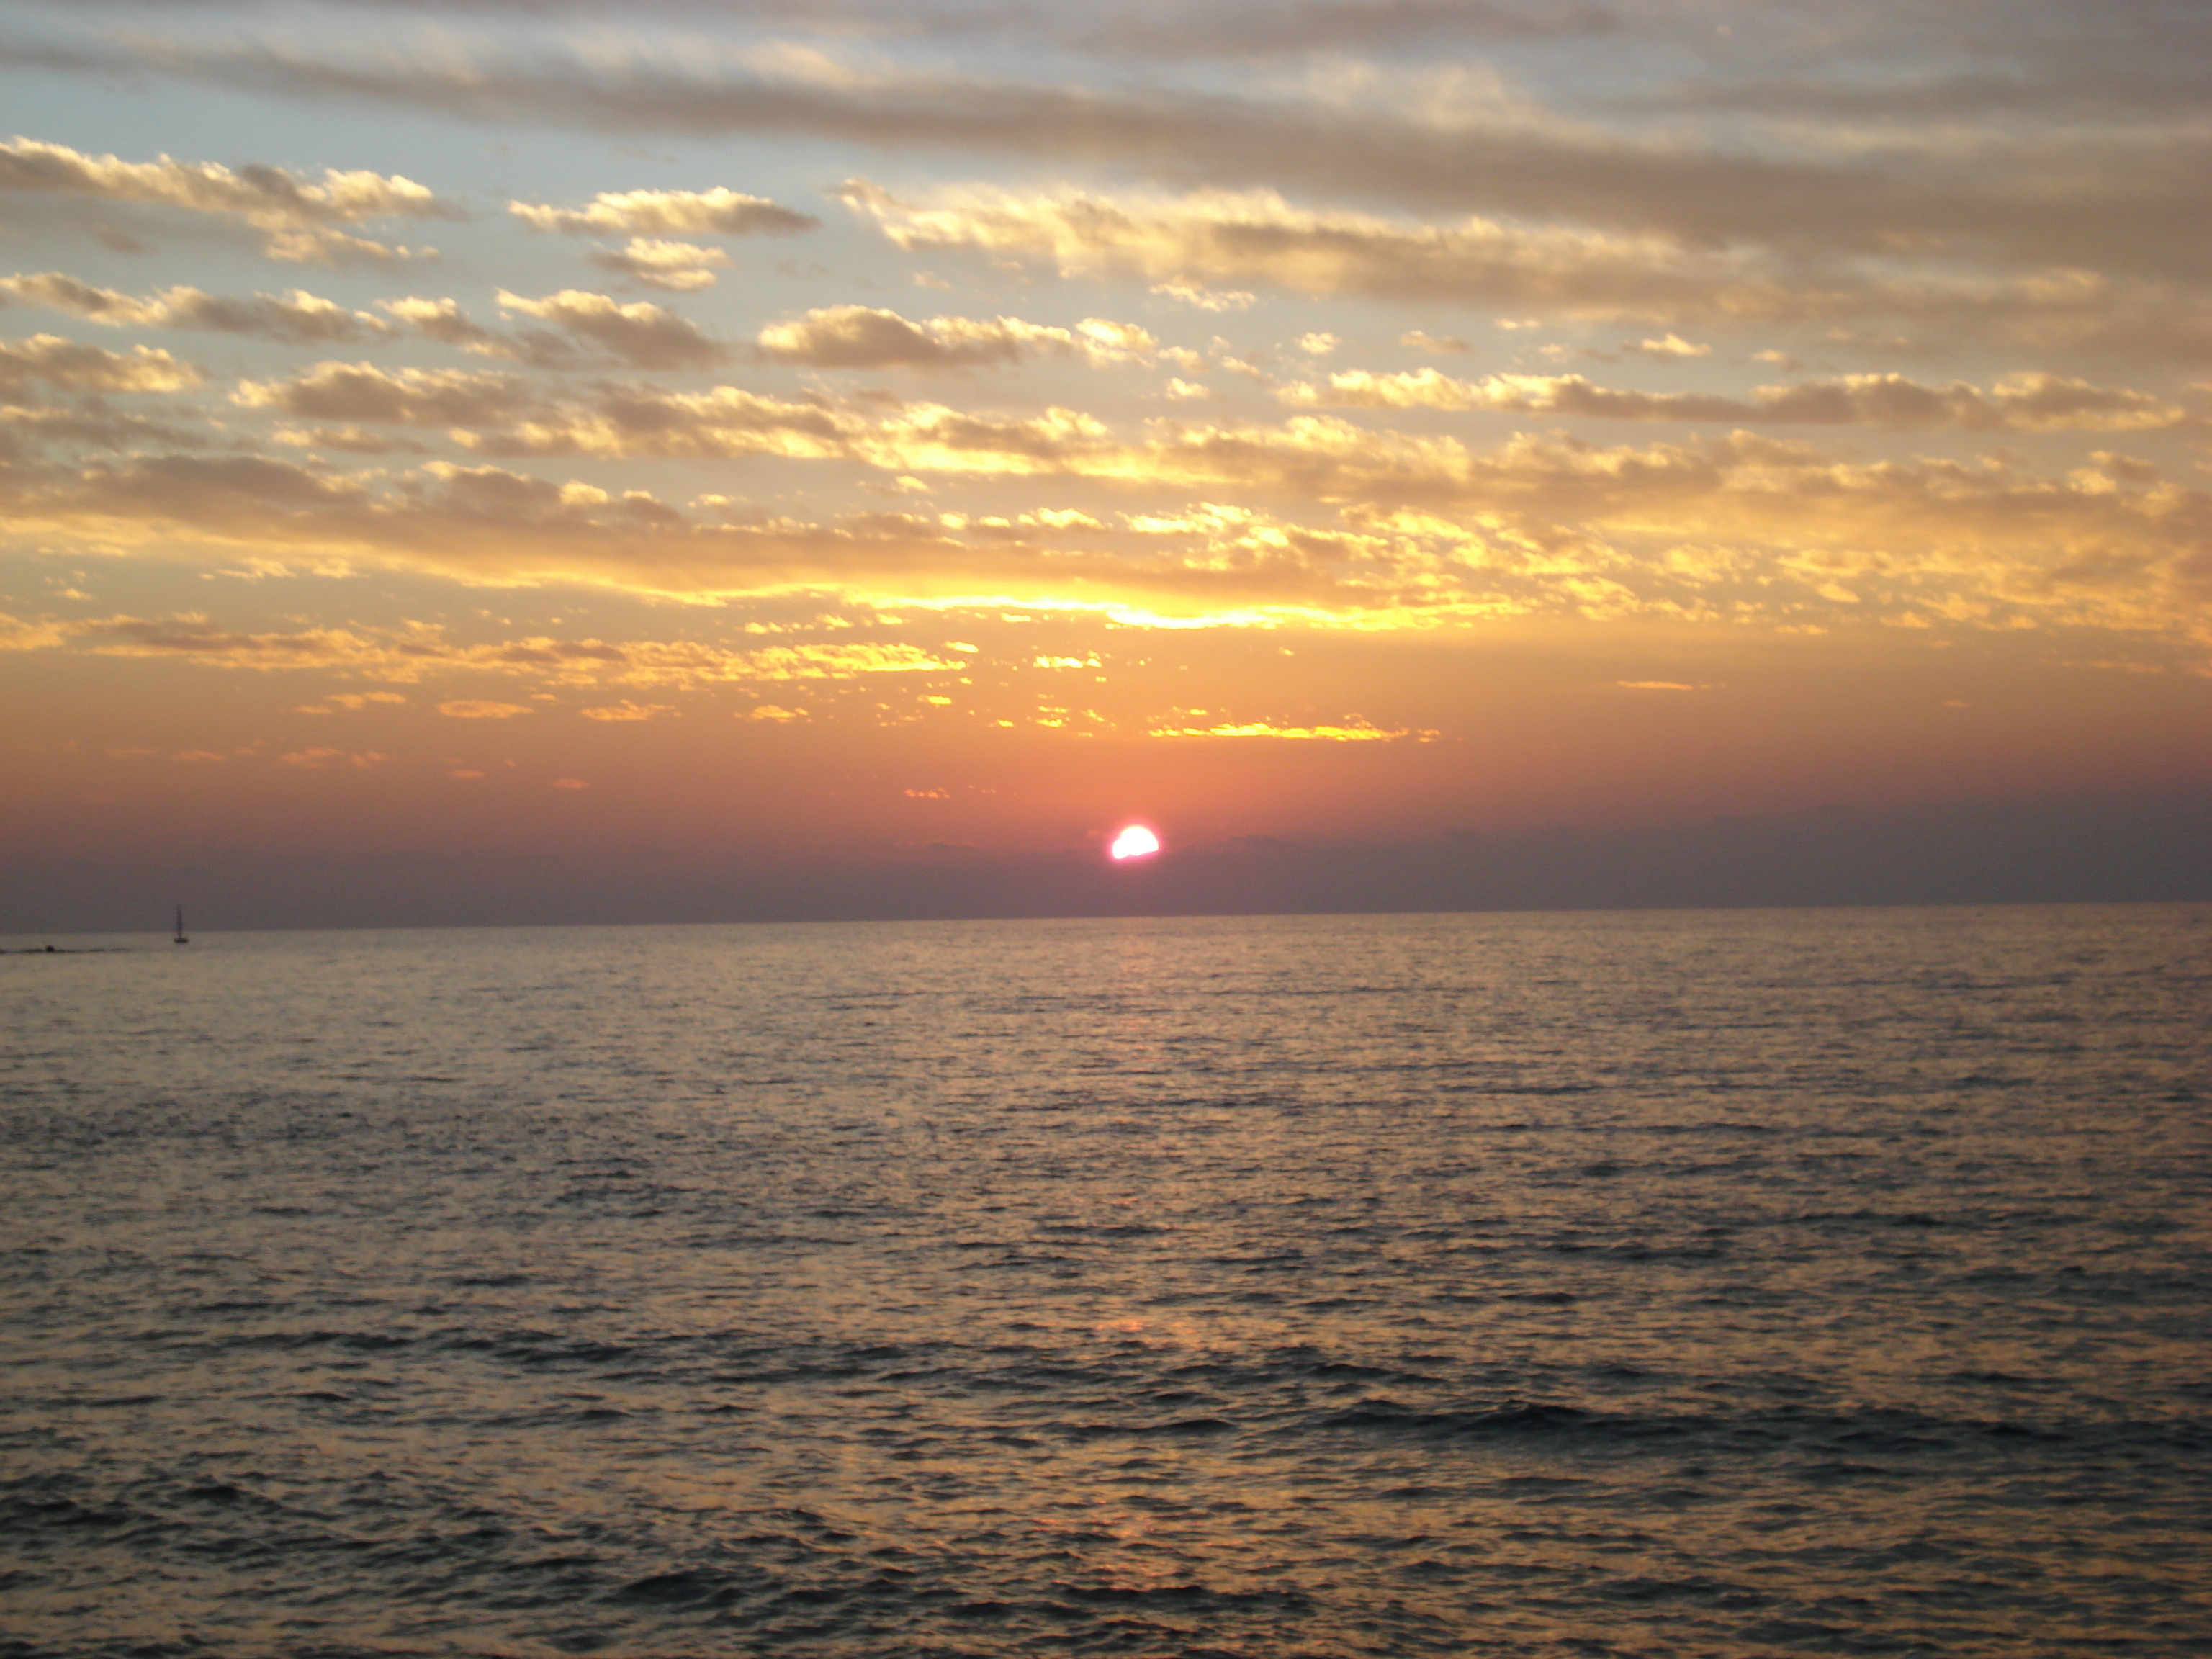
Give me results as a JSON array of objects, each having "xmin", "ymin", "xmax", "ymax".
[{"xmin": 2, "ymin": 905, "xmax": 2207, "ymax": 1659}]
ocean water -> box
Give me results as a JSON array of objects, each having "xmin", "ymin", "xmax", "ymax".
[{"xmin": 1, "ymin": 906, "xmax": 2207, "ymax": 1659}]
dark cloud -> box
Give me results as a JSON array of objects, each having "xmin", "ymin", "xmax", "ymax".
[
  {"xmin": 6, "ymin": 0, "xmax": 1619, "ymax": 58},
  {"xmin": 1, "ymin": 271, "xmax": 385, "ymax": 343},
  {"xmin": 753, "ymin": 305, "xmax": 1151, "ymax": 370},
  {"xmin": 496, "ymin": 289, "xmax": 731, "ymax": 370},
  {"xmin": 233, "ymin": 361, "xmax": 536, "ymax": 427}
]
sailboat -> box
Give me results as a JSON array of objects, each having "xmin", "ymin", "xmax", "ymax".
[{"xmin": 173, "ymin": 904, "xmax": 189, "ymax": 945}]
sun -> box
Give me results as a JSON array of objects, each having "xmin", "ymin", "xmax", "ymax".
[{"xmin": 1109, "ymin": 824, "xmax": 1161, "ymax": 860}]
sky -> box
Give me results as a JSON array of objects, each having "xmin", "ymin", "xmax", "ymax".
[{"xmin": 1, "ymin": 0, "xmax": 2208, "ymax": 929}]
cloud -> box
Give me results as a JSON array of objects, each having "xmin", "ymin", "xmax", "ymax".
[
  {"xmin": 1, "ymin": 272, "xmax": 387, "ymax": 343},
  {"xmin": 12, "ymin": 423, "xmax": 2211, "ymax": 649},
  {"xmin": 437, "ymin": 699, "xmax": 534, "ymax": 718},
  {"xmin": 511, "ymin": 186, "xmax": 816, "ymax": 237},
  {"xmin": 0, "ymin": 400, "xmax": 212, "ymax": 453},
  {"xmin": 49, "ymin": 36, "xmax": 2211, "ymax": 292},
  {"xmin": 279, "ymin": 746, "xmax": 386, "ymax": 767},
  {"xmin": 837, "ymin": 181, "xmax": 2212, "ymax": 354},
  {"xmin": 1621, "ymin": 333, "xmax": 1707, "ymax": 361},
  {"xmin": 743, "ymin": 642, "xmax": 968, "ymax": 678},
  {"xmin": 461, "ymin": 387, "xmax": 1133, "ymax": 475},
  {"xmin": 1284, "ymin": 367, "xmax": 2190, "ymax": 432},
  {"xmin": 755, "ymin": 304, "xmax": 1154, "ymax": 369},
  {"xmin": 0, "ymin": 333, "xmax": 202, "ymax": 394},
  {"xmin": 0, "ymin": 611, "xmax": 68, "ymax": 652},
  {"xmin": 79, "ymin": 613, "xmax": 395, "ymax": 667},
  {"xmin": 580, "ymin": 699, "xmax": 678, "ymax": 720},
  {"xmin": 1150, "ymin": 279, "xmax": 1256, "ymax": 311},
  {"xmin": 1147, "ymin": 718, "xmax": 1437, "ymax": 740},
  {"xmin": 838, "ymin": 181, "xmax": 1798, "ymax": 324},
  {"xmin": 234, "ymin": 361, "xmax": 534, "ymax": 427},
  {"xmin": 0, "ymin": 0, "xmax": 1623, "ymax": 63},
  {"xmin": 586, "ymin": 238, "xmax": 731, "ymax": 292},
  {"xmin": 55, "ymin": 604, "xmax": 982, "ymax": 693},
  {"xmin": 297, "ymin": 691, "xmax": 406, "ymax": 712},
  {"xmin": 0, "ymin": 136, "xmax": 458, "ymax": 262},
  {"xmin": 272, "ymin": 424, "xmax": 436, "ymax": 456},
  {"xmin": 495, "ymin": 289, "xmax": 728, "ymax": 369},
  {"xmin": 377, "ymin": 295, "xmax": 511, "ymax": 353}
]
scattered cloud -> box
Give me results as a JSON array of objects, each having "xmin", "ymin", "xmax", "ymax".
[
  {"xmin": 377, "ymin": 295, "xmax": 510, "ymax": 353},
  {"xmin": 69, "ymin": 39, "xmax": 2212, "ymax": 291},
  {"xmin": 840, "ymin": 181, "xmax": 2212, "ymax": 353},
  {"xmin": 0, "ymin": 136, "xmax": 456, "ymax": 263},
  {"xmin": 1622, "ymin": 333, "xmax": 1709, "ymax": 361},
  {"xmin": 278, "ymin": 746, "xmax": 387, "ymax": 767},
  {"xmin": 0, "ymin": 333, "xmax": 202, "ymax": 394},
  {"xmin": 580, "ymin": 699, "xmax": 678, "ymax": 720},
  {"xmin": 1148, "ymin": 718, "xmax": 1437, "ymax": 740},
  {"xmin": 1284, "ymin": 367, "xmax": 2189, "ymax": 432},
  {"xmin": 1150, "ymin": 279, "xmax": 1256, "ymax": 311},
  {"xmin": 0, "ymin": 611, "xmax": 68, "ymax": 652},
  {"xmin": 495, "ymin": 288, "xmax": 729, "ymax": 369},
  {"xmin": 511, "ymin": 186, "xmax": 815, "ymax": 238},
  {"xmin": 235, "ymin": 361, "xmax": 534, "ymax": 427},
  {"xmin": 755, "ymin": 304, "xmax": 1154, "ymax": 370},
  {"xmin": 1, "ymin": 272, "xmax": 386, "ymax": 343},
  {"xmin": 586, "ymin": 238, "xmax": 730, "ymax": 292}
]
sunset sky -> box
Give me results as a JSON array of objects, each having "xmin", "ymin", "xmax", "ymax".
[{"xmin": 3, "ymin": 0, "xmax": 2207, "ymax": 927}]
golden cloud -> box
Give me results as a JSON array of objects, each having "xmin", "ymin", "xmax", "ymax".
[
  {"xmin": 0, "ymin": 333, "xmax": 202, "ymax": 394},
  {"xmin": 586, "ymin": 239, "xmax": 730, "ymax": 292},
  {"xmin": 510, "ymin": 186, "xmax": 815, "ymax": 238},
  {"xmin": 7, "ymin": 417, "xmax": 2208, "ymax": 647}
]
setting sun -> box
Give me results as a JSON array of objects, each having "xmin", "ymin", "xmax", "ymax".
[{"xmin": 1109, "ymin": 825, "xmax": 1161, "ymax": 860}]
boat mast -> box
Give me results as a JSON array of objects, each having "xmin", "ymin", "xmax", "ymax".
[{"xmin": 174, "ymin": 904, "xmax": 189, "ymax": 945}]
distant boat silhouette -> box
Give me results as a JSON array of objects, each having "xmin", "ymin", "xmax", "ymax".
[{"xmin": 174, "ymin": 904, "xmax": 189, "ymax": 945}]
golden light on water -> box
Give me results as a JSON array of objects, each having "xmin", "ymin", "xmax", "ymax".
[{"xmin": 1109, "ymin": 826, "xmax": 1161, "ymax": 861}]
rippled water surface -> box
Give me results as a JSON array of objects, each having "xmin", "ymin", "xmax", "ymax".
[{"xmin": 3, "ymin": 907, "xmax": 2208, "ymax": 1658}]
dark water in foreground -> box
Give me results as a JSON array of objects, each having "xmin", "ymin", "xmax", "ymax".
[{"xmin": 2, "ymin": 907, "xmax": 2208, "ymax": 1658}]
